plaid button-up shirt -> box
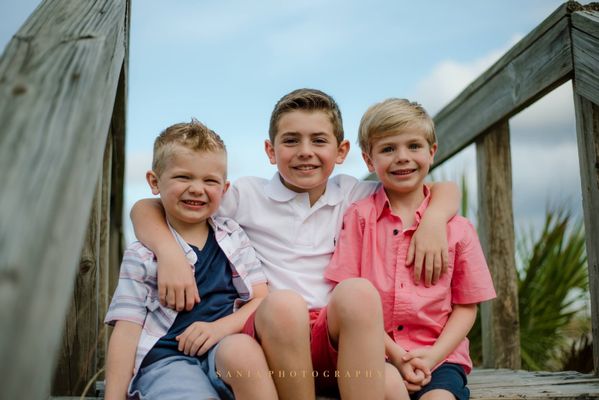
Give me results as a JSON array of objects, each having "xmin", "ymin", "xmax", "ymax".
[{"xmin": 104, "ymin": 216, "xmax": 267, "ymax": 374}]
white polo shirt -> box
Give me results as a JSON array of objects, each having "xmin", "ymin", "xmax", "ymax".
[{"xmin": 218, "ymin": 173, "xmax": 379, "ymax": 309}]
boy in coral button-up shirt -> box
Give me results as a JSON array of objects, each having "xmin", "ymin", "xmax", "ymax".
[{"xmin": 325, "ymin": 98, "xmax": 496, "ymax": 400}]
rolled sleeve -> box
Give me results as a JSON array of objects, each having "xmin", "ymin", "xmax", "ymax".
[
  {"xmin": 451, "ymin": 221, "xmax": 497, "ymax": 304},
  {"xmin": 324, "ymin": 204, "xmax": 365, "ymax": 284},
  {"xmin": 104, "ymin": 244, "xmax": 150, "ymax": 326}
]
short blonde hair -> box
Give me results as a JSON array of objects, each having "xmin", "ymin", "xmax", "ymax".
[
  {"xmin": 269, "ymin": 88, "xmax": 344, "ymax": 144},
  {"xmin": 152, "ymin": 118, "xmax": 226, "ymax": 176},
  {"xmin": 358, "ymin": 98, "xmax": 436, "ymax": 154}
]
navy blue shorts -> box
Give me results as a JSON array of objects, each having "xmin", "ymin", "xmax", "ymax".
[{"xmin": 410, "ymin": 363, "xmax": 469, "ymax": 400}]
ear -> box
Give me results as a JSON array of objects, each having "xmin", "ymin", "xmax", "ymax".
[
  {"xmin": 335, "ymin": 139, "xmax": 350, "ymax": 164},
  {"xmin": 362, "ymin": 151, "xmax": 376, "ymax": 173},
  {"xmin": 146, "ymin": 170, "xmax": 160, "ymax": 195},
  {"xmin": 264, "ymin": 139, "xmax": 277, "ymax": 165},
  {"xmin": 429, "ymin": 143, "xmax": 438, "ymax": 165},
  {"xmin": 222, "ymin": 180, "xmax": 231, "ymax": 195}
]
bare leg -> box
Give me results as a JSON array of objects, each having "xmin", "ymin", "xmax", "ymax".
[
  {"xmin": 327, "ymin": 278, "xmax": 386, "ymax": 400},
  {"xmin": 215, "ymin": 334, "xmax": 278, "ymax": 400},
  {"xmin": 420, "ymin": 389, "xmax": 457, "ymax": 400},
  {"xmin": 255, "ymin": 290, "xmax": 315, "ymax": 400},
  {"xmin": 385, "ymin": 363, "xmax": 409, "ymax": 400}
]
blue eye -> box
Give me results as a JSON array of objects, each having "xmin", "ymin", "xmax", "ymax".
[{"xmin": 409, "ymin": 143, "xmax": 422, "ymax": 150}]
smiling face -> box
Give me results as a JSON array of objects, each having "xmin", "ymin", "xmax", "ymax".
[
  {"xmin": 265, "ymin": 110, "xmax": 349, "ymax": 204},
  {"xmin": 363, "ymin": 130, "xmax": 436, "ymax": 197},
  {"xmin": 146, "ymin": 145, "xmax": 229, "ymax": 231}
]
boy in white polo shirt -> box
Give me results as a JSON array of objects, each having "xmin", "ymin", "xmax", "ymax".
[{"xmin": 131, "ymin": 89, "xmax": 460, "ymax": 400}]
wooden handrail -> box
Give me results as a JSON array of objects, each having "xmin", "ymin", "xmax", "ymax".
[{"xmin": 0, "ymin": 0, "xmax": 129, "ymax": 398}]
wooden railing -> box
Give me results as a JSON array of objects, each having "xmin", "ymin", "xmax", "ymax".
[
  {"xmin": 0, "ymin": 1, "xmax": 129, "ymax": 399},
  {"xmin": 430, "ymin": 1, "xmax": 599, "ymax": 373}
]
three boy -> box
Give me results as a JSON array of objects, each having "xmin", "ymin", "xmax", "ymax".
[
  {"xmin": 130, "ymin": 89, "xmax": 461, "ymax": 399},
  {"xmin": 104, "ymin": 120, "xmax": 277, "ymax": 400}
]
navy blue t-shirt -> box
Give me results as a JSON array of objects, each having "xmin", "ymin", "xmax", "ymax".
[{"xmin": 141, "ymin": 227, "xmax": 238, "ymax": 368}]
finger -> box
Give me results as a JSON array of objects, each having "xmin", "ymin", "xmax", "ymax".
[
  {"xmin": 189, "ymin": 335, "xmax": 206, "ymax": 356},
  {"xmin": 184, "ymin": 286, "xmax": 196, "ymax": 312},
  {"xmin": 159, "ymin": 283, "xmax": 167, "ymax": 307},
  {"xmin": 421, "ymin": 375, "xmax": 432, "ymax": 386},
  {"xmin": 441, "ymin": 248, "xmax": 449, "ymax": 275},
  {"xmin": 197, "ymin": 337, "xmax": 215, "ymax": 356},
  {"xmin": 166, "ymin": 288, "xmax": 176, "ymax": 310},
  {"xmin": 432, "ymin": 252, "xmax": 442, "ymax": 285},
  {"xmin": 193, "ymin": 284, "xmax": 201, "ymax": 304},
  {"xmin": 413, "ymin": 250, "xmax": 424, "ymax": 285},
  {"xmin": 177, "ymin": 333, "xmax": 187, "ymax": 352},
  {"xmin": 424, "ymin": 253, "xmax": 433, "ymax": 287},
  {"xmin": 404, "ymin": 381, "xmax": 422, "ymax": 393},
  {"xmin": 406, "ymin": 239, "xmax": 415, "ymax": 266},
  {"xmin": 175, "ymin": 286, "xmax": 185, "ymax": 312}
]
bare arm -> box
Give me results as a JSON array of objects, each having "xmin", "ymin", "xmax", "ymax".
[
  {"xmin": 385, "ymin": 334, "xmax": 431, "ymax": 392},
  {"xmin": 176, "ymin": 283, "xmax": 269, "ymax": 356},
  {"xmin": 402, "ymin": 303, "xmax": 477, "ymax": 370},
  {"xmin": 407, "ymin": 181, "xmax": 460, "ymax": 286},
  {"xmin": 130, "ymin": 198, "xmax": 199, "ymax": 311},
  {"xmin": 104, "ymin": 321, "xmax": 143, "ymax": 400}
]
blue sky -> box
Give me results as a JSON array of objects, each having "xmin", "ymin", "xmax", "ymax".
[{"xmin": 1, "ymin": 0, "xmax": 581, "ymax": 243}]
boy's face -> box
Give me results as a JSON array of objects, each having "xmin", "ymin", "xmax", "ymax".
[
  {"xmin": 363, "ymin": 130, "xmax": 437, "ymax": 195},
  {"xmin": 146, "ymin": 146, "xmax": 229, "ymax": 227},
  {"xmin": 264, "ymin": 110, "xmax": 349, "ymax": 201}
]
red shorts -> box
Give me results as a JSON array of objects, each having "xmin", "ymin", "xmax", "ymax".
[{"xmin": 242, "ymin": 306, "xmax": 339, "ymax": 394}]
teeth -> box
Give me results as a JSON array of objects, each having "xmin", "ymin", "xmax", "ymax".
[
  {"xmin": 184, "ymin": 200, "xmax": 205, "ymax": 205},
  {"xmin": 296, "ymin": 165, "xmax": 317, "ymax": 170}
]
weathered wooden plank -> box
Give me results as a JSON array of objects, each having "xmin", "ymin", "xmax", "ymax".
[
  {"xmin": 52, "ymin": 175, "xmax": 102, "ymax": 395},
  {"xmin": 0, "ymin": 0, "xmax": 128, "ymax": 399},
  {"xmin": 96, "ymin": 130, "xmax": 112, "ymax": 378},
  {"xmin": 572, "ymin": 8, "xmax": 599, "ymax": 39},
  {"xmin": 433, "ymin": 13, "xmax": 573, "ymax": 166},
  {"xmin": 572, "ymin": 13, "xmax": 599, "ymax": 106},
  {"xmin": 476, "ymin": 120, "xmax": 520, "ymax": 369},
  {"xmin": 572, "ymin": 93, "xmax": 599, "ymax": 375}
]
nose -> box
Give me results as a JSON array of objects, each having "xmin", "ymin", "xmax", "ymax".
[
  {"xmin": 188, "ymin": 181, "xmax": 206, "ymax": 195},
  {"xmin": 297, "ymin": 141, "xmax": 314, "ymax": 158},
  {"xmin": 395, "ymin": 147, "xmax": 410, "ymax": 163}
]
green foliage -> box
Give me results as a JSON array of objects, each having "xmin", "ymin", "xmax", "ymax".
[{"xmin": 468, "ymin": 208, "xmax": 589, "ymax": 370}]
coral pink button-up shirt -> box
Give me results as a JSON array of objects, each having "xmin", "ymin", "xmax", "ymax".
[{"xmin": 324, "ymin": 185, "xmax": 496, "ymax": 373}]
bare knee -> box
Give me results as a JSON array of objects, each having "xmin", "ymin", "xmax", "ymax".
[
  {"xmin": 329, "ymin": 278, "xmax": 382, "ymax": 325},
  {"xmin": 420, "ymin": 389, "xmax": 456, "ymax": 400},
  {"xmin": 255, "ymin": 290, "xmax": 309, "ymax": 342},
  {"xmin": 216, "ymin": 334, "xmax": 266, "ymax": 373},
  {"xmin": 385, "ymin": 364, "xmax": 409, "ymax": 400}
]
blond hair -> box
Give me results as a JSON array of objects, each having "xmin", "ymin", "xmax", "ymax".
[
  {"xmin": 152, "ymin": 118, "xmax": 226, "ymax": 176},
  {"xmin": 358, "ymin": 98, "xmax": 435, "ymax": 154},
  {"xmin": 269, "ymin": 88, "xmax": 344, "ymax": 144}
]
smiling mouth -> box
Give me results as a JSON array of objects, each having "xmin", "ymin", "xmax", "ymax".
[
  {"xmin": 391, "ymin": 168, "xmax": 416, "ymax": 176},
  {"xmin": 182, "ymin": 200, "xmax": 206, "ymax": 206},
  {"xmin": 293, "ymin": 165, "xmax": 319, "ymax": 171}
]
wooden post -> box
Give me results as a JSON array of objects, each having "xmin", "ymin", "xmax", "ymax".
[
  {"xmin": 476, "ymin": 120, "xmax": 521, "ymax": 369},
  {"xmin": 572, "ymin": 7, "xmax": 599, "ymax": 376},
  {"xmin": 52, "ymin": 176, "xmax": 102, "ymax": 395},
  {"xmin": 0, "ymin": 1, "xmax": 128, "ymax": 398}
]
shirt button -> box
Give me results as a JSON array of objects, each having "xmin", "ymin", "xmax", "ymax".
[
  {"xmin": 393, "ymin": 229, "xmax": 399, "ymax": 235},
  {"xmin": 397, "ymin": 325, "xmax": 404, "ymax": 331}
]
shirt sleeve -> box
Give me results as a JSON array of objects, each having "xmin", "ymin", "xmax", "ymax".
[
  {"xmin": 451, "ymin": 220, "xmax": 497, "ymax": 304},
  {"xmin": 104, "ymin": 244, "xmax": 150, "ymax": 326},
  {"xmin": 218, "ymin": 181, "xmax": 241, "ymax": 219},
  {"xmin": 324, "ymin": 204, "xmax": 365, "ymax": 283}
]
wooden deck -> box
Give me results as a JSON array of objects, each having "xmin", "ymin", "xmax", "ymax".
[{"xmin": 48, "ymin": 369, "xmax": 599, "ymax": 400}]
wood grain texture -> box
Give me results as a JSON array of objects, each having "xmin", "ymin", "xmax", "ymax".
[
  {"xmin": 572, "ymin": 12, "xmax": 599, "ymax": 105},
  {"xmin": 0, "ymin": 0, "xmax": 128, "ymax": 398},
  {"xmin": 573, "ymin": 93, "xmax": 599, "ymax": 376},
  {"xmin": 476, "ymin": 121, "xmax": 521, "ymax": 369}
]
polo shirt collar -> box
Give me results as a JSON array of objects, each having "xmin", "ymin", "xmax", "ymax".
[
  {"xmin": 264, "ymin": 172, "xmax": 344, "ymax": 206},
  {"xmin": 373, "ymin": 184, "xmax": 431, "ymax": 223}
]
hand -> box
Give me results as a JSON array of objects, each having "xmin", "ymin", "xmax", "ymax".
[
  {"xmin": 394, "ymin": 355, "xmax": 431, "ymax": 393},
  {"xmin": 156, "ymin": 247, "xmax": 200, "ymax": 311},
  {"xmin": 406, "ymin": 211, "xmax": 449, "ymax": 286},
  {"xmin": 176, "ymin": 321, "xmax": 225, "ymax": 356},
  {"xmin": 402, "ymin": 347, "xmax": 438, "ymax": 375}
]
